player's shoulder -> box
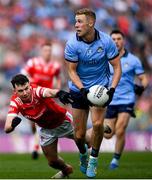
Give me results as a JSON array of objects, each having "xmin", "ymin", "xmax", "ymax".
[
  {"xmin": 98, "ymin": 30, "xmax": 111, "ymax": 40},
  {"xmin": 11, "ymin": 93, "xmax": 18, "ymax": 101},
  {"xmin": 27, "ymin": 56, "xmax": 41, "ymax": 65},
  {"xmin": 66, "ymin": 33, "xmax": 80, "ymax": 45},
  {"xmin": 98, "ymin": 30, "xmax": 112, "ymax": 46},
  {"xmin": 31, "ymin": 83, "xmax": 42, "ymax": 95},
  {"xmin": 10, "ymin": 94, "xmax": 22, "ymax": 106},
  {"xmin": 31, "ymin": 84, "xmax": 47, "ymax": 98},
  {"xmin": 127, "ymin": 51, "xmax": 141, "ymax": 62}
]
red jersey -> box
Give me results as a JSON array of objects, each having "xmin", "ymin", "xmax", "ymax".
[
  {"xmin": 22, "ymin": 57, "xmax": 61, "ymax": 88},
  {"xmin": 8, "ymin": 85, "xmax": 67, "ymax": 129}
]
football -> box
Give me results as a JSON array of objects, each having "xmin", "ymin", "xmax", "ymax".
[{"xmin": 87, "ymin": 85, "xmax": 109, "ymax": 106}]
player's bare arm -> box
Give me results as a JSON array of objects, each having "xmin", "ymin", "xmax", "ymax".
[
  {"xmin": 43, "ymin": 88, "xmax": 73, "ymax": 105},
  {"xmin": 66, "ymin": 61, "xmax": 92, "ymax": 105},
  {"xmin": 138, "ymin": 74, "xmax": 148, "ymax": 88},
  {"xmin": 109, "ymin": 55, "xmax": 122, "ymax": 88},
  {"xmin": 43, "ymin": 88, "xmax": 59, "ymax": 98},
  {"xmin": 134, "ymin": 73, "xmax": 148, "ymax": 96},
  {"xmin": 66, "ymin": 61, "xmax": 84, "ymax": 89}
]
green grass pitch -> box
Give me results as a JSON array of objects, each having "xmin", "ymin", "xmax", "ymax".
[{"xmin": 0, "ymin": 152, "xmax": 152, "ymax": 179}]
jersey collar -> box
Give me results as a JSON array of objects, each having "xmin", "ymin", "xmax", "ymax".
[
  {"xmin": 76, "ymin": 29, "xmax": 100, "ymax": 44},
  {"xmin": 122, "ymin": 49, "xmax": 128, "ymax": 57}
]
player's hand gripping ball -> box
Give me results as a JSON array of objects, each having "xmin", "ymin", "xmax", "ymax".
[{"xmin": 87, "ymin": 85, "xmax": 109, "ymax": 107}]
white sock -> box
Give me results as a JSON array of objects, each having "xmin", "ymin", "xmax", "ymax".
[{"xmin": 89, "ymin": 156, "xmax": 98, "ymax": 160}]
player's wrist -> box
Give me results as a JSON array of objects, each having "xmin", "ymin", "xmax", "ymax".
[
  {"xmin": 80, "ymin": 87, "xmax": 85, "ymax": 93},
  {"xmin": 134, "ymin": 84, "xmax": 145, "ymax": 96},
  {"xmin": 80, "ymin": 88, "xmax": 89, "ymax": 98},
  {"xmin": 56, "ymin": 90, "xmax": 62, "ymax": 97},
  {"xmin": 103, "ymin": 87, "xmax": 115, "ymax": 107},
  {"xmin": 80, "ymin": 88, "xmax": 89, "ymax": 94},
  {"xmin": 109, "ymin": 87, "xmax": 115, "ymax": 94},
  {"xmin": 80, "ymin": 88, "xmax": 92, "ymax": 106},
  {"xmin": 56, "ymin": 90, "xmax": 73, "ymax": 105},
  {"xmin": 11, "ymin": 117, "xmax": 22, "ymax": 129}
]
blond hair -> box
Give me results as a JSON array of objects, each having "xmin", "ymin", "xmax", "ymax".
[{"xmin": 75, "ymin": 8, "xmax": 96, "ymax": 21}]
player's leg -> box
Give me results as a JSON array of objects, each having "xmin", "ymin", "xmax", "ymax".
[
  {"xmin": 85, "ymin": 128, "xmax": 92, "ymax": 148},
  {"xmin": 86, "ymin": 106, "xmax": 106, "ymax": 178},
  {"xmin": 86, "ymin": 124, "xmax": 113, "ymax": 148},
  {"xmin": 109, "ymin": 112, "xmax": 130, "ymax": 169},
  {"xmin": 104, "ymin": 105, "xmax": 117, "ymax": 139},
  {"xmin": 73, "ymin": 108, "xmax": 89, "ymax": 152},
  {"xmin": 31, "ymin": 122, "xmax": 40, "ymax": 159},
  {"xmin": 41, "ymin": 140, "xmax": 73, "ymax": 178},
  {"xmin": 109, "ymin": 103, "xmax": 134, "ymax": 169},
  {"xmin": 37, "ymin": 119, "xmax": 74, "ymax": 178},
  {"xmin": 72, "ymin": 108, "xmax": 89, "ymax": 174},
  {"xmin": 104, "ymin": 118, "xmax": 116, "ymax": 139},
  {"xmin": 70, "ymin": 90, "xmax": 91, "ymax": 174}
]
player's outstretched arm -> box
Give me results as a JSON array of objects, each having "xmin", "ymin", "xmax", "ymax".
[
  {"xmin": 4, "ymin": 116, "xmax": 22, "ymax": 133},
  {"xmin": 42, "ymin": 88, "xmax": 73, "ymax": 105},
  {"xmin": 43, "ymin": 88, "xmax": 59, "ymax": 98}
]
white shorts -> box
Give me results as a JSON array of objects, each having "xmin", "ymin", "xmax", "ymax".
[{"xmin": 37, "ymin": 112, "xmax": 74, "ymax": 146}]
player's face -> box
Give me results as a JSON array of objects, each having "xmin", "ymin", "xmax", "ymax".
[
  {"xmin": 14, "ymin": 82, "xmax": 32, "ymax": 102},
  {"xmin": 41, "ymin": 45, "xmax": 51, "ymax": 61},
  {"xmin": 111, "ymin": 33, "xmax": 124, "ymax": 52},
  {"xmin": 75, "ymin": 14, "xmax": 92, "ymax": 37}
]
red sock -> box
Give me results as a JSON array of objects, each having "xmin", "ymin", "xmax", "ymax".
[{"xmin": 34, "ymin": 144, "xmax": 39, "ymax": 151}]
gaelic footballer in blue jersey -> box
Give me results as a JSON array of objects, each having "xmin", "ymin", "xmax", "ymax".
[
  {"xmin": 104, "ymin": 29, "xmax": 148, "ymax": 170},
  {"xmin": 64, "ymin": 8, "xmax": 121, "ymax": 178}
]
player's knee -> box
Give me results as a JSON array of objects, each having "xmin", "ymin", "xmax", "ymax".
[
  {"xmin": 104, "ymin": 126, "xmax": 114, "ymax": 139},
  {"xmin": 116, "ymin": 128, "xmax": 125, "ymax": 137},
  {"xmin": 75, "ymin": 136, "xmax": 85, "ymax": 145},
  {"xmin": 74, "ymin": 132, "xmax": 85, "ymax": 141},
  {"xmin": 93, "ymin": 121, "xmax": 103, "ymax": 132}
]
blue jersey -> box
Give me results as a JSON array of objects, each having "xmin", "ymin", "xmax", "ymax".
[
  {"xmin": 109, "ymin": 50, "xmax": 145, "ymax": 105},
  {"xmin": 65, "ymin": 30, "xmax": 119, "ymax": 92}
]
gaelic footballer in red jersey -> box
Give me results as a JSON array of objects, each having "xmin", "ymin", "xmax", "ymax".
[
  {"xmin": 21, "ymin": 42, "xmax": 61, "ymax": 159},
  {"xmin": 4, "ymin": 74, "xmax": 74, "ymax": 178},
  {"xmin": 21, "ymin": 42, "xmax": 61, "ymax": 89},
  {"xmin": 8, "ymin": 86, "xmax": 68, "ymax": 129}
]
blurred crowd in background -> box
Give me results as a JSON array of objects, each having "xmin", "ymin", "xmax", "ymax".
[{"xmin": 0, "ymin": 0, "xmax": 152, "ymax": 134}]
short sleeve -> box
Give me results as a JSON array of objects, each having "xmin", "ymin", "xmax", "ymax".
[
  {"xmin": 134, "ymin": 57, "xmax": 145, "ymax": 75},
  {"xmin": 8, "ymin": 99, "xmax": 19, "ymax": 116},
  {"xmin": 36, "ymin": 86, "xmax": 48, "ymax": 98},
  {"xmin": 106, "ymin": 37, "xmax": 119, "ymax": 60},
  {"xmin": 64, "ymin": 39, "xmax": 78, "ymax": 62}
]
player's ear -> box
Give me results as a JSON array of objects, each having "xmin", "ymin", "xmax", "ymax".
[
  {"xmin": 88, "ymin": 18, "xmax": 95, "ymax": 27},
  {"xmin": 88, "ymin": 21, "xmax": 93, "ymax": 27}
]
